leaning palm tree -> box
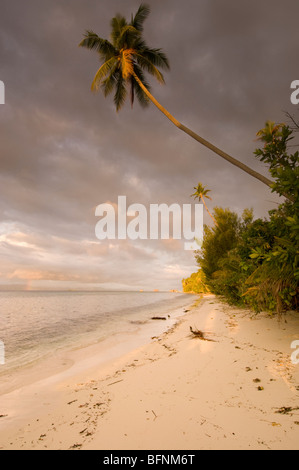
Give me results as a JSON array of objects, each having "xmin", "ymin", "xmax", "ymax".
[
  {"xmin": 191, "ymin": 183, "xmax": 218, "ymax": 227},
  {"xmin": 79, "ymin": 4, "xmax": 273, "ymax": 189},
  {"xmin": 79, "ymin": 5, "xmax": 168, "ymax": 111}
]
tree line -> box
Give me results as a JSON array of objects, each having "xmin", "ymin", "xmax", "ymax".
[{"xmin": 183, "ymin": 121, "xmax": 299, "ymax": 314}]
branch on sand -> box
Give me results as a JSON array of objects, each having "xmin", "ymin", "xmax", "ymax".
[{"xmin": 189, "ymin": 326, "xmax": 216, "ymax": 342}]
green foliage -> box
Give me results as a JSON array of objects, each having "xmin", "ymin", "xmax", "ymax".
[
  {"xmin": 196, "ymin": 207, "xmax": 240, "ymax": 281},
  {"xmin": 248, "ymin": 122, "xmax": 299, "ymax": 313},
  {"xmin": 195, "ymin": 208, "xmax": 248, "ymax": 305},
  {"xmin": 190, "ymin": 122, "xmax": 299, "ymax": 314},
  {"xmin": 182, "ymin": 270, "xmax": 210, "ymax": 294},
  {"xmin": 191, "ymin": 183, "xmax": 212, "ymax": 201},
  {"xmin": 191, "ymin": 182, "xmax": 218, "ymax": 226},
  {"xmin": 255, "ymin": 121, "xmax": 298, "ymax": 203}
]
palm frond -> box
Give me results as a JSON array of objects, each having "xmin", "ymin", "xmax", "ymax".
[
  {"xmin": 101, "ymin": 66, "xmax": 120, "ymax": 97},
  {"xmin": 110, "ymin": 14, "xmax": 127, "ymax": 47},
  {"xmin": 132, "ymin": 65, "xmax": 151, "ymax": 107},
  {"xmin": 135, "ymin": 53, "xmax": 165, "ymax": 84},
  {"xmin": 133, "ymin": 37, "xmax": 169, "ymax": 69},
  {"xmin": 101, "ymin": 75, "xmax": 116, "ymax": 97},
  {"xmin": 118, "ymin": 25, "xmax": 140, "ymax": 48},
  {"xmin": 131, "ymin": 4, "xmax": 151, "ymax": 32},
  {"xmin": 91, "ymin": 57, "xmax": 118, "ymax": 92},
  {"xmin": 79, "ymin": 31, "xmax": 116, "ymax": 59},
  {"xmin": 114, "ymin": 75, "xmax": 127, "ymax": 112},
  {"xmin": 130, "ymin": 76, "xmax": 135, "ymax": 108},
  {"xmin": 140, "ymin": 47, "xmax": 170, "ymax": 70}
]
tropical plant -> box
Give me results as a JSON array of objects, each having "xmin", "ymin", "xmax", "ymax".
[
  {"xmin": 191, "ymin": 122, "xmax": 298, "ymax": 314},
  {"xmin": 195, "ymin": 207, "xmax": 241, "ymax": 297},
  {"xmin": 182, "ymin": 270, "xmax": 210, "ymax": 294},
  {"xmin": 79, "ymin": 4, "xmax": 275, "ymax": 189},
  {"xmin": 191, "ymin": 183, "xmax": 218, "ymax": 226},
  {"xmin": 255, "ymin": 122, "xmax": 298, "ymax": 203}
]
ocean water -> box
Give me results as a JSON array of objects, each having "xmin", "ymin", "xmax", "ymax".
[{"xmin": 0, "ymin": 291, "xmax": 193, "ymax": 379}]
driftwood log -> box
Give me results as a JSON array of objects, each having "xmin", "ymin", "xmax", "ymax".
[{"xmin": 151, "ymin": 316, "xmax": 167, "ymax": 321}]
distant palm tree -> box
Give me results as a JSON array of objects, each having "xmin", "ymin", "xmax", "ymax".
[
  {"xmin": 256, "ymin": 120, "xmax": 284, "ymax": 144},
  {"xmin": 79, "ymin": 4, "xmax": 273, "ymax": 189},
  {"xmin": 191, "ymin": 183, "xmax": 218, "ymax": 226}
]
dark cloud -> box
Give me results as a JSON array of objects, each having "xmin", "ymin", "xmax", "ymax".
[{"xmin": 0, "ymin": 0, "xmax": 298, "ymax": 289}]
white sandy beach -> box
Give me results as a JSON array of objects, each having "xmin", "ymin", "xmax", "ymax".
[{"xmin": 0, "ymin": 295, "xmax": 298, "ymax": 450}]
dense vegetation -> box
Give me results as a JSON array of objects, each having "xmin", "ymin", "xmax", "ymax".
[
  {"xmin": 182, "ymin": 270, "xmax": 210, "ymax": 294},
  {"xmin": 183, "ymin": 122, "xmax": 299, "ymax": 314}
]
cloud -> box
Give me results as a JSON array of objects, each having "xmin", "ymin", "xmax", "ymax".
[{"xmin": 0, "ymin": 0, "xmax": 297, "ymax": 289}]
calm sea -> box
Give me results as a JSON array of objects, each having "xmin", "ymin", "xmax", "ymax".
[{"xmin": 0, "ymin": 291, "xmax": 193, "ymax": 378}]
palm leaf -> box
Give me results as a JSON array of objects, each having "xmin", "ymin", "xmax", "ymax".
[
  {"xmin": 101, "ymin": 65, "xmax": 120, "ymax": 97},
  {"xmin": 79, "ymin": 31, "xmax": 116, "ymax": 59},
  {"xmin": 133, "ymin": 36, "xmax": 170, "ymax": 70},
  {"xmin": 135, "ymin": 53, "xmax": 165, "ymax": 84},
  {"xmin": 118, "ymin": 25, "xmax": 140, "ymax": 48},
  {"xmin": 131, "ymin": 4, "xmax": 151, "ymax": 32},
  {"xmin": 114, "ymin": 75, "xmax": 127, "ymax": 111},
  {"xmin": 141, "ymin": 47, "xmax": 170, "ymax": 70},
  {"xmin": 132, "ymin": 64, "xmax": 151, "ymax": 107},
  {"xmin": 101, "ymin": 74, "xmax": 116, "ymax": 97},
  {"xmin": 91, "ymin": 57, "xmax": 118, "ymax": 91},
  {"xmin": 110, "ymin": 14, "xmax": 127, "ymax": 47}
]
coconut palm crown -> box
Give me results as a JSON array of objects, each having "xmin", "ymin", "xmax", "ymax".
[
  {"xmin": 191, "ymin": 183, "xmax": 212, "ymax": 202},
  {"xmin": 79, "ymin": 4, "xmax": 169, "ymax": 111}
]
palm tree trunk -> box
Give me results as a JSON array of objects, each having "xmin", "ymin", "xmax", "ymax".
[
  {"xmin": 132, "ymin": 72, "xmax": 274, "ymax": 189},
  {"xmin": 200, "ymin": 194, "xmax": 218, "ymax": 227}
]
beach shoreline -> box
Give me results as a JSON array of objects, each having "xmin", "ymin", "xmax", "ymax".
[
  {"xmin": 0, "ymin": 293, "xmax": 194, "ymax": 397},
  {"xmin": 0, "ymin": 295, "xmax": 298, "ymax": 450}
]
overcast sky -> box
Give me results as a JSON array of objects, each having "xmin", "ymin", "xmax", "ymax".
[{"xmin": 0, "ymin": 0, "xmax": 298, "ymax": 291}]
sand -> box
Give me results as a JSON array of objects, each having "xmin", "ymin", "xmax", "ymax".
[{"xmin": 0, "ymin": 295, "xmax": 298, "ymax": 450}]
